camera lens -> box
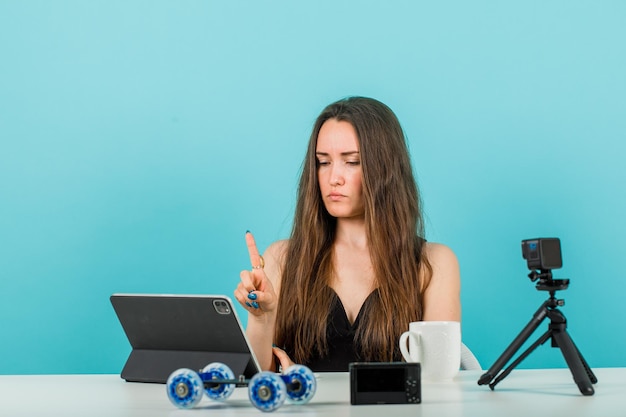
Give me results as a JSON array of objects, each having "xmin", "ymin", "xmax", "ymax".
[{"xmin": 213, "ymin": 300, "xmax": 231, "ymax": 314}]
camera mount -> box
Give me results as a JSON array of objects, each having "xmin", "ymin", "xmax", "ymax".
[{"xmin": 477, "ymin": 239, "xmax": 597, "ymax": 395}]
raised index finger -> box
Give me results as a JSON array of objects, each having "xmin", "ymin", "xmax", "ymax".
[{"xmin": 245, "ymin": 231, "xmax": 263, "ymax": 269}]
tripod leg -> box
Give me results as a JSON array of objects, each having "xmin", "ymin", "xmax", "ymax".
[
  {"xmin": 478, "ymin": 301, "xmax": 549, "ymax": 386},
  {"xmin": 549, "ymin": 320, "xmax": 595, "ymax": 396},
  {"xmin": 489, "ymin": 330, "xmax": 552, "ymax": 390},
  {"xmin": 576, "ymin": 347, "xmax": 598, "ymax": 384},
  {"xmin": 564, "ymin": 334, "xmax": 597, "ymax": 384}
]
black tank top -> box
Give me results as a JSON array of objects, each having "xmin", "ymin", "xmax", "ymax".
[{"xmin": 303, "ymin": 289, "xmax": 378, "ymax": 372}]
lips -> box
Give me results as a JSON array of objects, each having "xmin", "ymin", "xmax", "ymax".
[{"xmin": 328, "ymin": 192, "xmax": 345, "ymax": 201}]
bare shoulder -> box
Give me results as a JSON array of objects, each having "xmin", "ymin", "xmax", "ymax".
[
  {"xmin": 424, "ymin": 242, "xmax": 460, "ymax": 272},
  {"xmin": 421, "ymin": 242, "xmax": 461, "ymax": 321},
  {"xmin": 264, "ymin": 239, "xmax": 289, "ymax": 263},
  {"xmin": 262, "ymin": 239, "xmax": 289, "ymax": 291},
  {"xmin": 421, "ymin": 242, "xmax": 461, "ymax": 292}
]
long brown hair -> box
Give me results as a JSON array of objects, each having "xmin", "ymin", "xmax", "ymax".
[{"xmin": 274, "ymin": 97, "xmax": 432, "ymax": 364}]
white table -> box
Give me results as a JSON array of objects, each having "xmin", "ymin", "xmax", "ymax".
[{"xmin": 1, "ymin": 368, "xmax": 624, "ymax": 417}]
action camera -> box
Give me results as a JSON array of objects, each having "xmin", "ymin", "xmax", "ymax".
[{"xmin": 521, "ymin": 238, "xmax": 562, "ymax": 271}]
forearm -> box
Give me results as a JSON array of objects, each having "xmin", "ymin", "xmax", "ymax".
[{"xmin": 245, "ymin": 312, "xmax": 277, "ymax": 371}]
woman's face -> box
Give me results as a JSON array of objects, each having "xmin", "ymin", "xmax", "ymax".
[{"xmin": 315, "ymin": 119, "xmax": 364, "ymax": 219}]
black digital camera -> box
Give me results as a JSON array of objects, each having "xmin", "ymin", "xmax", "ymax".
[
  {"xmin": 349, "ymin": 362, "xmax": 421, "ymax": 405},
  {"xmin": 521, "ymin": 238, "xmax": 562, "ymax": 271}
]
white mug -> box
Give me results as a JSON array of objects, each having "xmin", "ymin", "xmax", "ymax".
[{"xmin": 399, "ymin": 321, "xmax": 461, "ymax": 381}]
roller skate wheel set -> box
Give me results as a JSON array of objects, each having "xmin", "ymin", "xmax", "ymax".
[{"xmin": 166, "ymin": 362, "xmax": 317, "ymax": 412}]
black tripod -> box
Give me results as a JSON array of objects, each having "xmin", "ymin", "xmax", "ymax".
[{"xmin": 477, "ymin": 271, "xmax": 597, "ymax": 395}]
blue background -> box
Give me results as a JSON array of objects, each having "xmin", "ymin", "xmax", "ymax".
[{"xmin": 1, "ymin": 1, "xmax": 624, "ymax": 375}]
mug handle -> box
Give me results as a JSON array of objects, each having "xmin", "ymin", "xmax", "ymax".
[{"xmin": 399, "ymin": 331, "xmax": 418, "ymax": 362}]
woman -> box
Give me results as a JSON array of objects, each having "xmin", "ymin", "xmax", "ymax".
[{"xmin": 234, "ymin": 96, "xmax": 460, "ymax": 372}]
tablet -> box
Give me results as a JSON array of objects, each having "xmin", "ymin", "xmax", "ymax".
[{"xmin": 110, "ymin": 293, "xmax": 261, "ymax": 383}]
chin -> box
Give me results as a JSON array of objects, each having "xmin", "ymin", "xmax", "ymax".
[
  {"xmin": 325, "ymin": 208, "xmax": 364, "ymax": 219},
  {"xmin": 323, "ymin": 202, "xmax": 365, "ymax": 219}
]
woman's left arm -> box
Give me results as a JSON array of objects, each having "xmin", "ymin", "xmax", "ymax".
[{"xmin": 421, "ymin": 242, "xmax": 461, "ymax": 321}]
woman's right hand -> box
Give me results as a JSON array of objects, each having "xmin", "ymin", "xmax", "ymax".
[{"xmin": 234, "ymin": 232, "xmax": 278, "ymax": 317}]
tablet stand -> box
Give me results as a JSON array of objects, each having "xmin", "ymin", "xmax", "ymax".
[{"xmin": 477, "ymin": 271, "xmax": 597, "ymax": 396}]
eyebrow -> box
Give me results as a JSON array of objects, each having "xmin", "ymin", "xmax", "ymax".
[{"xmin": 315, "ymin": 151, "xmax": 360, "ymax": 156}]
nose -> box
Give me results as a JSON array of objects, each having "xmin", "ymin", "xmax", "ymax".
[{"xmin": 330, "ymin": 165, "xmax": 345, "ymax": 186}]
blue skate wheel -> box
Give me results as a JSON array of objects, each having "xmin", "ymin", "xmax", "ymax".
[
  {"xmin": 283, "ymin": 364, "xmax": 317, "ymax": 404},
  {"xmin": 201, "ymin": 362, "xmax": 236, "ymax": 401},
  {"xmin": 248, "ymin": 371, "xmax": 287, "ymax": 412},
  {"xmin": 166, "ymin": 368, "xmax": 203, "ymax": 409}
]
